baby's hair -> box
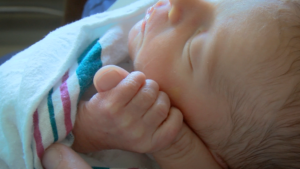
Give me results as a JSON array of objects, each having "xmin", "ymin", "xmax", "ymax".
[
  {"xmin": 281, "ymin": 1, "xmax": 300, "ymax": 109},
  {"xmin": 218, "ymin": 1, "xmax": 300, "ymax": 168}
]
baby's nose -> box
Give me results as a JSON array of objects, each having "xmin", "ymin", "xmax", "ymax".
[{"xmin": 168, "ymin": 0, "xmax": 215, "ymax": 29}]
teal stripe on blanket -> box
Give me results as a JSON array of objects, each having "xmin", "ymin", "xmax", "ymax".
[
  {"xmin": 47, "ymin": 88, "xmax": 59, "ymax": 142},
  {"xmin": 76, "ymin": 40, "xmax": 102, "ymax": 98},
  {"xmin": 78, "ymin": 39, "xmax": 99, "ymax": 64}
]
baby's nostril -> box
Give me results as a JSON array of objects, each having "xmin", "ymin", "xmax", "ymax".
[
  {"xmin": 147, "ymin": 6, "xmax": 154, "ymax": 15},
  {"xmin": 168, "ymin": 6, "xmax": 181, "ymax": 24},
  {"xmin": 146, "ymin": 0, "xmax": 169, "ymax": 19}
]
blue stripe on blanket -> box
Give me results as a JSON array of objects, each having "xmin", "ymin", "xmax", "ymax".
[
  {"xmin": 76, "ymin": 40, "xmax": 103, "ymax": 98},
  {"xmin": 82, "ymin": 0, "xmax": 117, "ymax": 18}
]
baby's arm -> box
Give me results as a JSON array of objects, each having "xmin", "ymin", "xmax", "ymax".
[
  {"xmin": 152, "ymin": 123, "xmax": 222, "ymax": 169},
  {"xmin": 72, "ymin": 65, "xmax": 183, "ymax": 153}
]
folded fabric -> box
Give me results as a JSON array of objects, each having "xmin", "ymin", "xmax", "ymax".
[{"xmin": 0, "ymin": 0, "xmax": 158, "ymax": 168}]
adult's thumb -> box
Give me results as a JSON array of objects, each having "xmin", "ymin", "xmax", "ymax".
[{"xmin": 42, "ymin": 143, "xmax": 91, "ymax": 169}]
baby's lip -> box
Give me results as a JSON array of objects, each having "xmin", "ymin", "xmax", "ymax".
[
  {"xmin": 144, "ymin": 0, "xmax": 169, "ymax": 25},
  {"xmin": 149, "ymin": 0, "xmax": 169, "ymax": 12}
]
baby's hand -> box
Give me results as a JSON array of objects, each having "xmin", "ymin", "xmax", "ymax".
[{"xmin": 72, "ymin": 65, "xmax": 183, "ymax": 154}]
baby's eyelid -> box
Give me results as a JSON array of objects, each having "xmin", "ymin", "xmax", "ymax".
[{"xmin": 187, "ymin": 38, "xmax": 193, "ymax": 71}]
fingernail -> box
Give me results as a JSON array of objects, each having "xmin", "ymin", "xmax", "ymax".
[
  {"xmin": 97, "ymin": 69, "xmax": 122, "ymax": 91},
  {"xmin": 42, "ymin": 147, "xmax": 61, "ymax": 169}
]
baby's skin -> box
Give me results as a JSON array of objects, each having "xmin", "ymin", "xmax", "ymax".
[{"xmin": 72, "ymin": 65, "xmax": 221, "ymax": 169}]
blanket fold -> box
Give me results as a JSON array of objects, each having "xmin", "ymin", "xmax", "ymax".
[{"xmin": 0, "ymin": 0, "xmax": 157, "ymax": 168}]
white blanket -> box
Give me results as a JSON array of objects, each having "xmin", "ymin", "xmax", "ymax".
[{"xmin": 0, "ymin": 0, "xmax": 159, "ymax": 168}]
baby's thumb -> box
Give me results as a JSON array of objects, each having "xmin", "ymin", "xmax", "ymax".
[
  {"xmin": 42, "ymin": 143, "xmax": 91, "ymax": 169},
  {"xmin": 94, "ymin": 65, "xmax": 129, "ymax": 92}
]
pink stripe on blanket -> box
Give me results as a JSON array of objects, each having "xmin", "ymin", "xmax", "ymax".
[
  {"xmin": 33, "ymin": 110, "xmax": 44, "ymax": 159},
  {"xmin": 60, "ymin": 71, "xmax": 72, "ymax": 136}
]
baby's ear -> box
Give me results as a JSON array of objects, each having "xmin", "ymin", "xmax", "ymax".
[{"xmin": 93, "ymin": 65, "xmax": 129, "ymax": 92}]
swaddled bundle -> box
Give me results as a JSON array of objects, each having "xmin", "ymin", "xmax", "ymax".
[{"xmin": 0, "ymin": 0, "xmax": 159, "ymax": 168}]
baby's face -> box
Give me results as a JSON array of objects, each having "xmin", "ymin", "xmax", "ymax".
[{"xmin": 129, "ymin": 0, "xmax": 295, "ymax": 165}]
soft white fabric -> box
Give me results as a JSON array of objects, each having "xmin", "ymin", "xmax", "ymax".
[{"xmin": 0, "ymin": 0, "xmax": 158, "ymax": 168}]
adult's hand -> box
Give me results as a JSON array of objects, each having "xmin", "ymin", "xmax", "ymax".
[
  {"xmin": 43, "ymin": 141, "xmax": 222, "ymax": 169},
  {"xmin": 42, "ymin": 143, "xmax": 91, "ymax": 169}
]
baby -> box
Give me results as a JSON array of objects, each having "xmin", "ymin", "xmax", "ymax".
[
  {"xmin": 69, "ymin": 0, "xmax": 300, "ymax": 168},
  {"xmin": 129, "ymin": 0, "xmax": 300, "ymax": 168}
]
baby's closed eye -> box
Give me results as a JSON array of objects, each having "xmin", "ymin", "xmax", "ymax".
[{"xmin": 187, "ymin": 28, "xmax": 208, "ymax": 71}]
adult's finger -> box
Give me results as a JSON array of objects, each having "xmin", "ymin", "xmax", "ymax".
[{"xmin": 42, "ymin": 143, "xmax": 91, "ymax": 169}]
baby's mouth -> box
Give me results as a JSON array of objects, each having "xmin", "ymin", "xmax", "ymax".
[{"xmin": 142, "ymin": 0, "xmax": 170, "ymax": 33}]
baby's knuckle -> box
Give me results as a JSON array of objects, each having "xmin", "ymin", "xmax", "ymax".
[
  {"xmin": 155, "ymin": 102, "xmax": 169, "ymax": 119},
  {"xmin": 124, "ymin": 77, "xmax": 141, "ymax": 91},
  {"xmin": 132, "ymin": 71, "xmax": 146, "ymax": 81},
  {"xmin": 146, "ymin": 79, "xmax": 159, "ymax": 90},
  {"xmin": 159, "ymin": 92, "xmax": 170, "ymax": 103},
  {"xmin": 132, "ymin": 129, "xmax": 144, "ymax": 140},
  {"xmin": 102, "ymin": 102, "xmax": 113, "ymax": 112},
  {"xmin": 103, "ymin": 102, "xmax": 120, "ymax": 117},
  {"xmin": 125, "ymin": 72, "xmax": 145, "ymax": 87},
  {"xmin": 142, "ymin": 88, "xmax": 156, "ymax": 102},
  {"xmin": 129, "ymin": 126, "xmax": 146, "ymax": 144}
]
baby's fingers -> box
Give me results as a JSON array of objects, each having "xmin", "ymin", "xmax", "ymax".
[
  {"xmin": 143, "ymin": 91, "xmax": 170, "ymax": 127},
  {"xmin": 151, "ymin": 107, "xmax": 183, "ymax": 152},
  {"xmin": 127, "ymin": 79, "xmax": 159, "ymax": 117},
  {"xmin": 111, "ymin": 71, "xmax": 146, "ymax": 107},
  {"xmin": 94, "ymin": 65, "xmax": 147, "ymax": 108}
]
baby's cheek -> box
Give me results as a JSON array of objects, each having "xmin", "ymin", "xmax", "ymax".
[
  {"xmin": 128, "ymin": 21, "xmax": 143, "ymax": 59},
  {"xmin": 169, "ymin": 87, "xmax": 182, "ymax": 101}
]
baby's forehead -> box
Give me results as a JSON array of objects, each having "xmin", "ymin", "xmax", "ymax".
[
  {"xmin": 205, "ymin": 0, "xmax": 300, "ymax": 90},
  {"xmin": 274, "ymin": 0, "xmax": 300, "ymax": 48},
  {"xmin": 274, "ymin": 0, "xmax": 300, "ymax": 21}
]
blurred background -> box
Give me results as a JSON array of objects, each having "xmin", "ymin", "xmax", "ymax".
[{"xmin": 0, "ymin": 0, "xmax": 87, "ymax": 59}]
